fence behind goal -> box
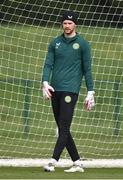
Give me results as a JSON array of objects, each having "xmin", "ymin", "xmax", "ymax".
[{"xmin": 0, "ymin": 0, "xmax": 123, "ymax": 167}]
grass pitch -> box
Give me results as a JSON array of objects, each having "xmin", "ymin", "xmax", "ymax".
[{"xmin": 0, "ymin": 167, "xmax": 123, "ymax": 179}]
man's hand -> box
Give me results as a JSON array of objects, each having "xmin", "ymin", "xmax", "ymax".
[
  {"xmin": 84, "ymin": 91, "xmax": 95, "ymax": 111},
  {"xmin": 42, "ymin": 81, "xmax": 55, "ymax": 99}
]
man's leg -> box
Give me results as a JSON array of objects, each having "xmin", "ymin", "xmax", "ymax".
[
  {"xmin": 44, "ymin": 92, "xmax": 83, "ymax": 172},
  {"xmin": 52, "ymin": 92, "xmax": 79, "ymax": 161},
  {"xmin": 66, "ymin": 133, "xmax": 80, "ymax": 161},
  {"xmin": 44, "ymin": 92, "xmax": 59, "ymax": 172}
]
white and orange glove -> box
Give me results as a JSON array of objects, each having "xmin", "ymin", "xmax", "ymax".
[
  {"xmin": 84, "ymin": 91, "xmax": 95, "ymax": 111},
  {"xmin": 42, "ymin": 81, "xmax": 54, "ymax": 99}
]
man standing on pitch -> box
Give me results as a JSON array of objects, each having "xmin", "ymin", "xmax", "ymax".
[{"xmin": 42, "ymin": 10, "xmax": 95, "ymax": 172}]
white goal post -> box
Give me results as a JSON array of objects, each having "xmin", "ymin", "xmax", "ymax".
[{"xmin": 0, "ymin": 0, "xmax": 123, "ymax": 167}]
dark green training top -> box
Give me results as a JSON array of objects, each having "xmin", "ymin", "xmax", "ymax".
[{"xmin": 42, "ymin": 33, "xmax": 94, "ymax": 94}]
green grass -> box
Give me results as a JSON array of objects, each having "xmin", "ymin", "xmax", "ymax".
[
  {"xmin": 0, "ymin": 167, "xmax": 123, "ymax": 179},
  {"xmin": 0, "ymin": 24, "xmax": 123, "ymax": 160}
]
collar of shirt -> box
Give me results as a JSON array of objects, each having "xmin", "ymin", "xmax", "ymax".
[{"xmin": 61, "ymin": 33, "xmax": 79, "ymax": 43}]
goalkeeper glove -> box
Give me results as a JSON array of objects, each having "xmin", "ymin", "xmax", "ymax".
[
  {"xmin": 84, "ymin": 91, "xmax": 95, "ymax": 111},
  {"xmin": 42, "ymin": 81, "xmax": 54, "ymax": 99}
]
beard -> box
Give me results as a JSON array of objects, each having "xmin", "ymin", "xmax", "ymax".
[{"xmin": 64, "ymin": 28, "xmax": 74, "ymax": 35}]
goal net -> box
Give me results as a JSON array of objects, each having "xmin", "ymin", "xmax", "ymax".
[{"xmin": 0, "ymin": 0, "xmax": 123, "ymax": 167}]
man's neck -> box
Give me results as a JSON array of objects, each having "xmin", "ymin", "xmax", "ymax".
[{"xmin": 64, "ymin": 32, "xmax": 76, "ymax": 38}]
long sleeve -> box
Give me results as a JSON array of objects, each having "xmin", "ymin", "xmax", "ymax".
[
  {"xmin": 42, "ymin": 41, "xmax": 55, "ymax": 82},
  {"xmin": 82, "ymin": 41, "xmax": 94, "ymax": 91}
]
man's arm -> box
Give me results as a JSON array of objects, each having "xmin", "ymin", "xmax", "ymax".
[
  {"xmin": 82, "ymin": 41, "xmax": 93, "ymax": 91},
  {"xmin": 42, "ymin": 41, "xmax": 55, "ymax": 82},
  {"xmin": 82, "ymin": 41, "xmax": 95, "ymax": 110},
  {"xmin": 42, "ymin": 41, "xmax": 55, "ymax": 99}
]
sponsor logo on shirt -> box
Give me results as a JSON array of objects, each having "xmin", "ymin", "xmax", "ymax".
[{"xmin": 55, "ymin": 42, "xmax": 61, "ymax": 49}]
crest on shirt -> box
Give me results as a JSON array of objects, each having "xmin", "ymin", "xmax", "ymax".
[
  {"xmin": 55, "ymin": 42, "xmax": 61, "ymax": 49},
  {"xmin": 73, "ymin": 43, "xmax": 80, "ymax": 49}
]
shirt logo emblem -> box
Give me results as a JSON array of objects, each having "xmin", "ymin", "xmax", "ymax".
[
  {"xmin": 55, "ymin": 42, "xmax": 61, "ymax": 49},
  {"xmin": 73, "ymin": 43, "xmax": 80, "ymax": 49}
]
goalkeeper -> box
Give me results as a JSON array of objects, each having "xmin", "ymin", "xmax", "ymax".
[{"xmin": 42, "ymin": 10, "xmax": 95, "ymax": 172}]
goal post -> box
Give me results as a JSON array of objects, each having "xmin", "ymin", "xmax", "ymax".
[{"xmin": 0, "ymin": 0, "xmax": 123, "ymax": 167}]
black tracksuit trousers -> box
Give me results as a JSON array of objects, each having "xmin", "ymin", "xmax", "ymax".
[{"xmin": 51, "ymin": 91, "xmax": 80, "ymax": 162}]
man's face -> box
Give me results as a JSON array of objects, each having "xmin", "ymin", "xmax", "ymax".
[{"xmin": 62, "ymin": 20, "xmax": 76, "ymax": 35}]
